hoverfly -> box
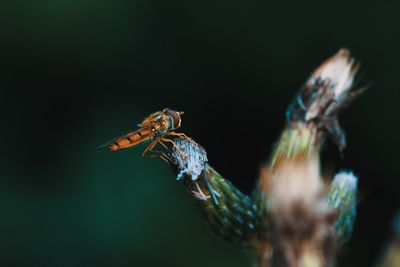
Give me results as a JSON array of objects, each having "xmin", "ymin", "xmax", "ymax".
[{"xmin": 101, "ymin": 108, "xmax": 191, "ymax": 158}]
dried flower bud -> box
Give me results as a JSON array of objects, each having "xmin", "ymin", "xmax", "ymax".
[
  {"xmin": 286, "ymin": 49, "xmax": 363, "ymax": 151},
  {"xmin": 167, "ymin": 138, "xmax": 208, "ymax": 181},
  {"xmin": 165, "ymin": 137, "xmax": 261, "ymax": 244}
]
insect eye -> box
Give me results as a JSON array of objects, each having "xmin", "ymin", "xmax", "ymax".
[{"xmin": 165, "ymin": 110, "xmax": 181, "ymax": 128}]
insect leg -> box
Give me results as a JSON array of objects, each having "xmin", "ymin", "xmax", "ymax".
[
  {"xmin": 142, "ymin": 140, "xmax": 172, "ymax": 164},
  {"xmin": 159, "ymin": 137, "xmax": 189, "ymax": 158},
  {"xmin": 166, "ymin": 132, "xmax": 194, "ymax": 142},
  {"xmin": 153, "ymin": 139, "xmax": 175, "ymax": 163},
  {"xmin": 156, "ymin": 138, "xmax": 169, "ymax": 150},
  {"xmin": 142, "ymin": 139, "xmax": 160, "ymax": 157},
  {"xmin": 158, "ymin": 152, "xmax": 171, "ymax": 164}
]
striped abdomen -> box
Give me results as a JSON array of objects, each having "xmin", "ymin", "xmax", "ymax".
[{"xmin": 108, "ymin": 128, "xmax": 153, "ymax": 151}]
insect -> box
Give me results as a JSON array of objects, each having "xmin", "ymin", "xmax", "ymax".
[{"xmin": 101, "ymin": 108, "xmax": 191, "ymax": 158}]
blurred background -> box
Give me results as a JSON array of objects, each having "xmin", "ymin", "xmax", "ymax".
[{"xmin": 0, "ymin": 0, "xmax": 399, "ymax": 266}]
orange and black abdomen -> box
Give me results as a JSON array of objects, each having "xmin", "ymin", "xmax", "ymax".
[{"xmin": 108, "ymin": 128, "xmax": 153, "ymax": 151}]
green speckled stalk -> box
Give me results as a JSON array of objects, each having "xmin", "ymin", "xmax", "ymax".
[
  {"xmin": 189, "ymin": 166, "xmax": 261, "ymax": 244},
  {"xmin": 326, "ymin": 172, "xmax": 358, "ymax": 244},
  {"xmin": 250, "ymin": 179, "xmax": 273, "ymax": 247}
]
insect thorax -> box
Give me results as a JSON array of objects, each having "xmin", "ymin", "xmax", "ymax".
[{"xmin": 151, "ymin": 114, "xmax": 172, "ymax": 137}]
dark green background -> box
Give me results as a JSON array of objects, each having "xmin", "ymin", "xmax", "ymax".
[{"xmin": 0, "ymin": 0, "xmax": 399, "ymax": 266}]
